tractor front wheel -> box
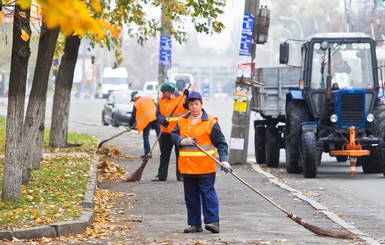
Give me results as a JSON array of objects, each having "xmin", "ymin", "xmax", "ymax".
[{"xmin": 301, "ymin": 130, "xmax": 318, "ymax": 178}]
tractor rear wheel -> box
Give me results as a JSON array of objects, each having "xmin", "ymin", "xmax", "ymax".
[
  {"xmin": 254, "ymin": 125, "xmax": 266, "ymax": 164},
  {"xmin": 301, "ymin": 130, "xmax": 318, "ymax": 178},
  {"xmin": 285, "ymin": 100, "xmax": 311, "ymax": 174},
  {"xmin": 265, "ymin": 127, "xmax": 280, "ymax": 167}
]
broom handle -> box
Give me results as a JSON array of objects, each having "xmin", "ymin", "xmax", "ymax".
[
  {"xmin": 193, "ymin": 142, "xmax": 291, "ymax": 216},
  {"xmin": 147, "ymin": 84, "xmax": 191, "ymax": 156}
]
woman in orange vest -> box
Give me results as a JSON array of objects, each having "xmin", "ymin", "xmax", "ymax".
[
  {"xmin": 152, "ymin": 82, "xmax": 188, "ymax": 181},
  {"xmin": 171, "ymin": 91, "xmax": 232, "ymax": 234},
  {"xmin": 128, "ymin": 91, "xmax": 160, "ymax": 158}
]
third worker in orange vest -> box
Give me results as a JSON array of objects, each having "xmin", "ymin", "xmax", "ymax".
[
  {"xmin": 129, "ymin": 91, "xmax": 160, "ymax": 159},
  {"xmin": 152, "ymin": 82, "xmax": 188, "ymax": 181}
]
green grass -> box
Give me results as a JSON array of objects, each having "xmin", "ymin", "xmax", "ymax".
[{"xmin": 0, "ymin": 115, "xmax": 98, "ymax": 230}]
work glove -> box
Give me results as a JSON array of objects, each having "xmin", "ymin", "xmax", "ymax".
[
  {"xmin": 221, "ymin": 161, "xmax": 233, "ymax": 173},
  {"xmin": 183, "ymin": 98, "xmax": 189, "ymax": 109},
  {"xmin": 183, "ymin": 89, "xmax": 189, "ymax": 97},
  {"xmin": 160, "ymin": 120, "xmax": 169, "ymax": 127},
  {"xmin": 180, "ymin": 137, "xmax": 196, "ymax": 146}
]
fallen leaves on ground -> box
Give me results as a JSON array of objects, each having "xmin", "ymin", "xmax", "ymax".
[
  {"xmin": 97, "ymin": 159, "xmax": 126, "ymax": 181},
  {"xmin": 96, "ymin": 146, "xmax": 132, "ymax": 159}
]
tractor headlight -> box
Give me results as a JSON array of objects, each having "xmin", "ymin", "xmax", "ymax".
[
  {"xmin": 366, "ymin": 113, "xmax": 374, "ymax": 122},
  {"xmin": 330, "ymin": 114, "xmax": 338, "ymax": 123}
]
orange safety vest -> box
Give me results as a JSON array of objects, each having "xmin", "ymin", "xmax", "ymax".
[
  {"xmin": 158, "ymin": 94, "xmax": 187, "ymax": 133},
  {"xmin": 178, "ymin": 114, "xmax": 218, "ymax": 175},
  {"xmin": 134, "ymin": 96, "xmax": 157, "ymax": 133}
]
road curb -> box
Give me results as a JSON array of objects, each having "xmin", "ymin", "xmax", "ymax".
[
  {"xmin": 251, "ymin": 162, "xmax": 381, "ymax": 245},
  {"xmin": 0, "ymin": 153, "xmax": 98, "ymax": 241}
]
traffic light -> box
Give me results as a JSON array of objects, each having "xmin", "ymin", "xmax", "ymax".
[{"xmin": 383, "ymin": 0, "xmax": 385, "ymax": 8}]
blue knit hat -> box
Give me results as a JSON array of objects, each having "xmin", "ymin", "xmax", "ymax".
[{"xmin": 187, "ymin": 91, "xmax": 202, "ymax": 102}]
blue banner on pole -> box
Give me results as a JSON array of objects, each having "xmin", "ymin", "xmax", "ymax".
[
  {"xmin": 159, "ymin": 35, "xmax": 172, "ymax": 66},
  {"xmin": 239, "ymin": 13, "xmax": 254, "ymax": 57}
]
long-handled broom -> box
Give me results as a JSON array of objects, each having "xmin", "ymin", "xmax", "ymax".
[
  {"xmin": 97, "ymin": 127, "xmax": 132, "ymax": 149},
  {"xmin": 124, "ymin": 85, "xmax": 190, "ymax": 182},
  {"xmin": 194, "ymin": 142, "xmax": 355, "ymax": 239}
]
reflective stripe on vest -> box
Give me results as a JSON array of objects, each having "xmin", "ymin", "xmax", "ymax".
[{"xmin": 179, "ymin": 149, "xmax": 216, "ymax": 157}]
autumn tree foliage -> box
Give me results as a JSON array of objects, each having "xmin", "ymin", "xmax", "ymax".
[
  {"xmin": 0, "ymin": 0, "xmax": 226, "ymax": 201},
  {"xmin": 1, "ymin": 0, "xmax": 118, "ymax": 201}
]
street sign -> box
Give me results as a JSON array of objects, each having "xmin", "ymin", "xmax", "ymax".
[
  {"xmin": 159, "ymin": 35, "xmax": 172, "ymax": 66},
  {"xmin": 239, "ymin": 13, "xmax": 254, "ymax": 57}
]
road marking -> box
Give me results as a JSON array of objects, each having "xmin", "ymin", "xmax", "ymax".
[{"xmin": 250, "ymin": 162, "xmax": 380, "ymax": 245}]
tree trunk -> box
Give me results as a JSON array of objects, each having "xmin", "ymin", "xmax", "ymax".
[
  {"xmin": 22, "ymin": 24, "xmax": 60, "ymax": 184},
  {"xmin": 1, "ymin": 5, "xmax": 31, "ymax": 201},
  {"xmin": 49, "ymin": 35, "xmax": 81, "ymax": 148}
]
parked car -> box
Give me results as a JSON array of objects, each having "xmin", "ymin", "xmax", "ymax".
[{"xmin": 102, "ymin": 90, "xmax": 134, "ymax": 127}]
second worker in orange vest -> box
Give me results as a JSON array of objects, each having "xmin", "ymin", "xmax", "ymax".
[
  {"xmin": 128, "ymin": 91, "xmax": 160, "ymax": 158},
  {"xmin": 152, "ymin": 82, "xmax": 188, "ymax": 181}
]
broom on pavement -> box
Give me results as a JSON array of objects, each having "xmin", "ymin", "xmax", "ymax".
[
  {"xmin": 97, "ymin": 127, "xmax": 132, "ymax": 149},
  {"xmin": 125, "ymin": 85, "xmax": 190, "ymax": 182},
  {"xmin": 194, "ymin": 141, "xmax": 355, "ymax": 239}
]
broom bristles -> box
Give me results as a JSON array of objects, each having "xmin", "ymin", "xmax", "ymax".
[
  {"xmin": 289, "ymin": 214, "xmax": 355, "ymax": 239},
  {"xmin": 123, "ymin": 159, "xmax": 148, "ymax": 182}
]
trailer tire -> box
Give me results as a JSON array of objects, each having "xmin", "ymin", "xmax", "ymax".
[
  {"xmin": 301, "ymin": 130, "xmax": 318, "ymax": 178},
  {"xmin": 254, "ymin": 125, "xmax": 266, "ymax": 164},
  {"xmin": 362, "ymin": 102, "xmax": 385, "ymax": 173},
  {"xmin": 265, "ymin": 127, "xmax": 280, "ymax": 167},
  {"xmin": 285, "ymin": 100, "xmax": 310, "ymax": 174}
]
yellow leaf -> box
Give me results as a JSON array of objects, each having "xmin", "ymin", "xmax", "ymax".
[
  {"xmin": 17, "ymin": 0, "xmax": 32, "ymax": 10},
  {"xmin": 90, "ymin": 0, "xmax": 102, "ymax": 13},
  {"xmin": 20, "ymin": 29, "xmax": 30, "ymax": 41},
  {"xmin": 109, "ymin": 26, "xmax": 121, "ymax": 39},
  {"xmin": 0, "ymin": 12, "xmax": 5, "ymax": 26}
]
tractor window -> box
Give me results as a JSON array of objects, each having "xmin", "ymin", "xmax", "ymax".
[{"xmin": 311, "ymin": 42, "xmax": 374, "ymax": 90}]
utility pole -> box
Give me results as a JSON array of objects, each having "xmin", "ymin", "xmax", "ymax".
[
  {"xmin": 158, "ymin": 6, "xmax": 172, "ymax": 86},
  {"xmin": 229, "ymin": 0, "xmax": 260, "ymax": 165}
]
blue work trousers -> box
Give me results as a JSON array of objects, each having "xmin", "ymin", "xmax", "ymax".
[
  {"xmin": 142, "ymin": 120, "xmax": 160, "ymax": 155},
  {"xmin": 183, "ymin": 175, "xmax": 219, "ymax": 226}
]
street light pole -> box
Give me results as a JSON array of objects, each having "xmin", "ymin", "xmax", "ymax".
[{"xmin": 229, "ymin": 0, "xmax": 260, "ymax": 165}]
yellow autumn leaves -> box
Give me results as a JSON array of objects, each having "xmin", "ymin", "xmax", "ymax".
[{"xmin": 0, "ymin": 0, "xmax": 121, "ymax": 41}]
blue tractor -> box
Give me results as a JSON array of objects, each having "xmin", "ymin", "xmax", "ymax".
[{"xmin": 280, "ymin": 33, "xmax": 385, "ymax": 178}]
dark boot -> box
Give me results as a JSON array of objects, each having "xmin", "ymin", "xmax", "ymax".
[
  {"xmin": 184, "ymin": 225, "xmax": 203, "ymax": 233},
  {"xmin": 205, "ymin": 222, "xmax": 219, "ymax": 233}
]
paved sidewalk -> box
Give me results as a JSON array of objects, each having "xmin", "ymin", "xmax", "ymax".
[{"xmin": 96, "ymin": 130, "xmax": 364, "ymax": 244}]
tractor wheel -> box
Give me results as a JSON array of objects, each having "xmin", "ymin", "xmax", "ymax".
[
  {"xmin": 301, "ymin": 130, "xmax": 318, "ymax": 178},
  {"xmin": 265, "ymin": 127, "xmax": 280, "ymax": 167},
  {"xmin": 363, "ymin": 102, "xmax": 385, "ymax": 173},
  {"xmin": 285, "ymin": 100, "xmax": 311, "ymax": 174},
  {"xmin": 336, "ymin": 156, "xmax": 348, "ymax": 162},
  {"xmin": 254, "ymin": 125, "xmax": 266, "ymax": 164}
]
